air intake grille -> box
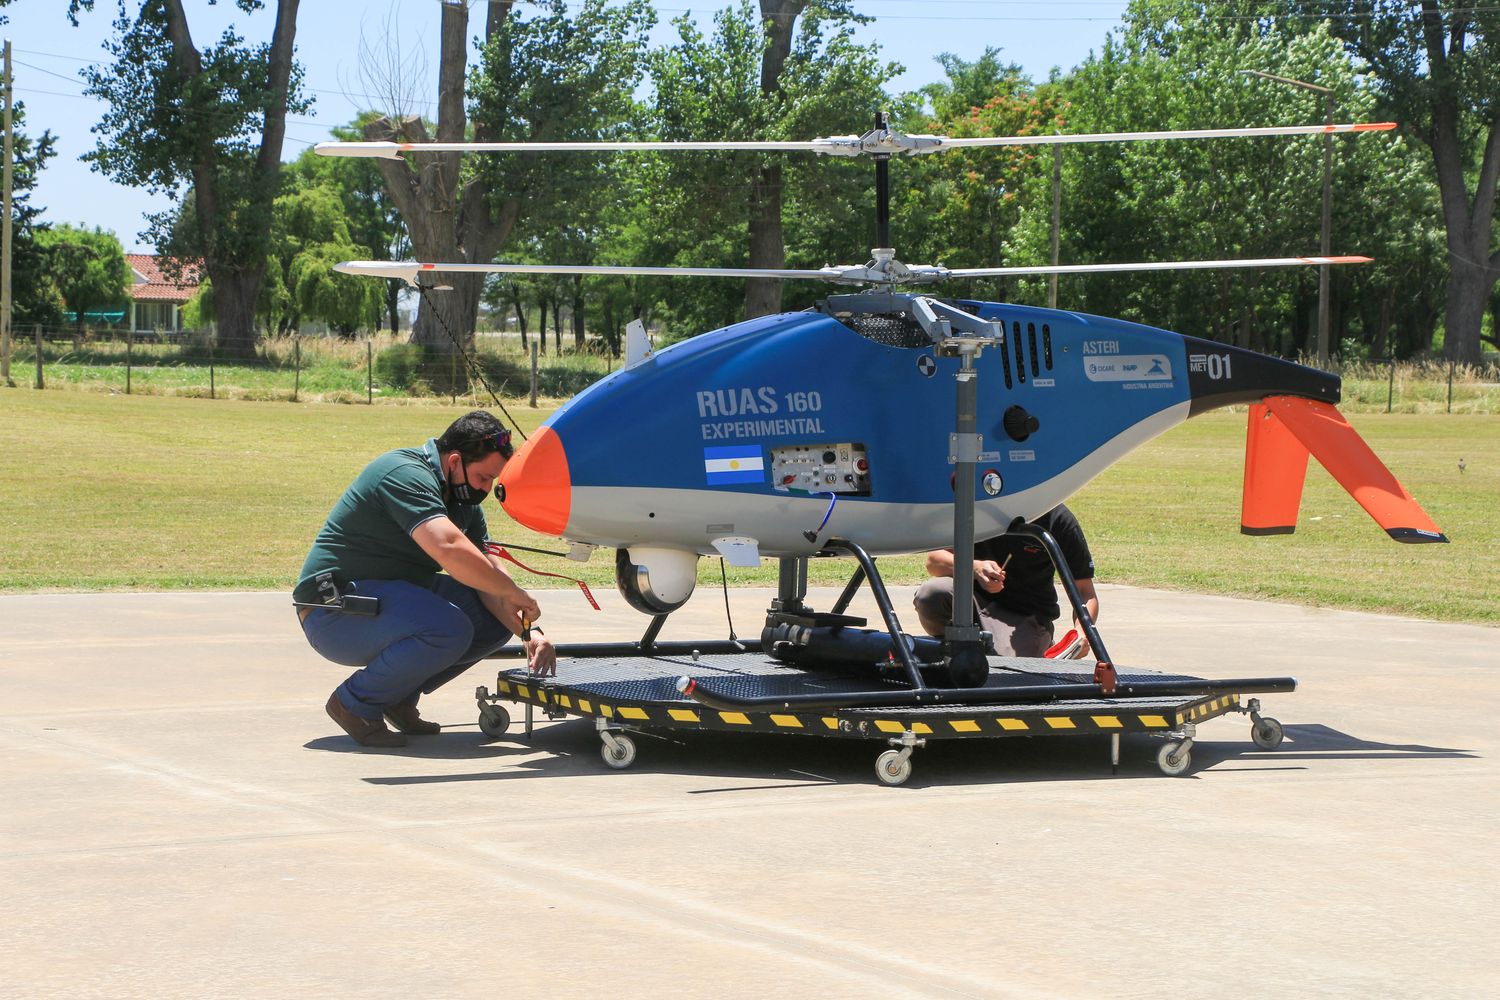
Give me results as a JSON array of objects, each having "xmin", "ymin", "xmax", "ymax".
[{"xmin": 837, "ymin": 313, "xmax": 932, "ymax": 348}]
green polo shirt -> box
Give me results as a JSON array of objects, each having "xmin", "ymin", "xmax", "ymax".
[{"xmin": 293, "ymin": 440, "xmax": 489, "ymax": 605}]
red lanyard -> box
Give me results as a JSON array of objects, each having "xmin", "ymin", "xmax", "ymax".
[{"xmin": 485, "ymin": 542, "xmax": 601, "ymax": 611}]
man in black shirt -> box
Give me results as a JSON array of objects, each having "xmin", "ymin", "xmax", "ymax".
[{"xmin": 912, "ymin": 504, "xmax": 1099, "ymax": 658}]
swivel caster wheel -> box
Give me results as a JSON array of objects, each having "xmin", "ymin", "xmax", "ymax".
[
  {"xmin": 875, "ymin": 749, "xmax": 913, "ymax": 786},
  {"xmin": 478, "ymin": 705, "xmax": 511, "ymax": 738},
  {"xmin": 601, "ymin": 732, "xmax": 638, "ymax": 769},
  {"xmin": 1251, "ymin": 716, "xmax": 1285, "ymax": 750},
  {"xmin": 1157, "ymin": 740, "xmax": 1191, "ymax": 776}
]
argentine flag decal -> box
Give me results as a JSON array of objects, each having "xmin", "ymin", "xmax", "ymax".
[{"xmin": 704, "ymin": 445, "xmax": 765, "ymax": 485}]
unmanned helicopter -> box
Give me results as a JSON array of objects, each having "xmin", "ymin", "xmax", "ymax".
[{"xmin": 317, "ymin": 114, "xmax": 1444, "ymax": 700}]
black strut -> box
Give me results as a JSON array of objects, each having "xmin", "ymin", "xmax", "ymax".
[{"xmin": 873, "ymin": 110, "xmax": 891, "ymax": 249}]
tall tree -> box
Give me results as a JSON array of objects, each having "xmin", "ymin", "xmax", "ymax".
[
  {"xmin": 260, "ymin": 180, "xmax": 382, "ymax": 335},
  {"xmin": 650, "ymin": 1, "xmax": 895, "ymax": 325},
  {"xmin": 361, "ymin": 0, "xmax": 505, "ymax": 356},
  {"xmin": 289, "ymin": 117, "xmax": 411, "ymax": 335},
  {"xmin": 891, "ymin": 51, "xmax": 1064, "ymax": 301},
  {"xmin": 469, "ymin": 1, "xmax": 654, "ymax": 356},
  {"xmin": 1300, "ymin": 0, "xmax": 1500, "ymax": 362},
  {"xmin": 285, "ymin": 121, "xmax": 408, "ymax": 333},
  {"xmin": 745, "ymin": 0, "xmax": 807, "ymax": 319},
  {"xmin": 362, "ymin": 0, "xmax": 652, "ymax": 355},
  {"xmin": 2, "ymin": 100, "xmax": 63, "ymax": 330},
  {"xmin": 1004, "ymin": 3, "xmax": 1443, "ymax": 359},
  {"xmin": 36, "ymin": 224, "xmax": 129, "ymax": 344},
  {"xmin": 70, "ymin": 0, "xmax": 304, "ymax": 358}
]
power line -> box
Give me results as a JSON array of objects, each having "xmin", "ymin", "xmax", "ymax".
[
  {"xmin": 12, "ymin": 47, "xmax": 443, "ymax": 114},
  {"xmin": 10, "ymin": 58, "xmax": 86, "ymax": 86}
]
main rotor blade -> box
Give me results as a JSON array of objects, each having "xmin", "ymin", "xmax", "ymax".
[
  {"xmin": 338, "ymin": 255, "xmax": 1372, "ymax": 288},
  {"xmin": 333, "ymin": 260, "xmax": 848, "ymax": 284},
  {"xmin": 946, "ymin": 256, "xmax": 1373, "ymax": 278},
  {"xmin": 314, "ymin": 139, "xmax": 836, "ymax": 159},
  {"xmin": 933, "ymin": 122, "xmax": 1396, "ymax": 150},
  {"xmin": 315, "ymin": 122, "xmax": 1396, "ymax": 160}
]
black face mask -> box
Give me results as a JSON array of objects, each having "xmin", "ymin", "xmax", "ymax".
[{"xmin": 447, "ymin": 455, "xmax": 489, "ymax": 506}]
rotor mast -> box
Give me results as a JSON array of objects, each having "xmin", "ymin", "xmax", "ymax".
[{"xmin": 873, "ymin": 111, "xmax": 893, "ymax": 253}]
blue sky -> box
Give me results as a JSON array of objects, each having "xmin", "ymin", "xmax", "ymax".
[{"xmin": 3, "ymin": 1, "xmax": 1129, "ymax": 254}]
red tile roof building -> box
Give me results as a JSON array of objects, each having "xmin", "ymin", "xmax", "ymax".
[{"xmin": 125, "ymin": 255, "xmax": 203, "ymax": 333}]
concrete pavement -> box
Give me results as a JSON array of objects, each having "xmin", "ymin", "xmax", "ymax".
[{"xmin": 1, "ymin": 583, "xmax": 1494, "ymax": 998}]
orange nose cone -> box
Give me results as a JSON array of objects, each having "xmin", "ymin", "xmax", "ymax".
[{"xmin": 499, "ymin": 426, "xmax": 571, "ymax": 536}]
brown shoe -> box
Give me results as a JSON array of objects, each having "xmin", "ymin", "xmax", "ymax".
[
  {"xmin": 384, "ymin": 703, "xmax": 441, "ymax": 736},
  {"xmin": 325, "ymin": 693, "xmax": 407, "ymax": 747}
]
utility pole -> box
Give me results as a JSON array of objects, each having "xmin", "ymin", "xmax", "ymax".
[
  {"xmin": 1318, "ymin": 88, "xmax": 1333, "ymax": 370},
  {"xmin": 1047, "ymin": 143, "xmax": 1061, "ymax": 310},
  {"xmin": 2, "ymin": 40, "xmax": 14, "ymax": 384},
  {"xmin": 1240, "ymin": 69, "xmax": 1334, "ymax": 368}
]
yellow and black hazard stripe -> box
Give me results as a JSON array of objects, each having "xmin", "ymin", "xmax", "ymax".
[
  {"xmin": 1176, "ymin": 693, "xmax": 1241, "ymax": 726},
  {"xmin": 493, "ymin": 678, "xmax": 840, "ymax": 732},
  {"xmin": 494, "ymin": 678, "xmax": 1242, "ymax": 740}
]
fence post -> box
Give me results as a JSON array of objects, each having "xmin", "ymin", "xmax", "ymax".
[
  {"xmin": 1386, "ymin": 354, "xmax": 1395, "ymax": 413},
  {"xmin": 126, "ymin": 329, "xmax": 133, "ymax": 394},
  {"xmin": 450, "ymin": 346, "xmax": 457, "ymax": 404},
  {"xmin": 33, "ymin": 324, "xmax": 42, "ymax": 389},
  {"xmin": 1447, "ymin": 359, "xmax": 1455, "ymax": 413},
  {"xmin": 529, "ymin": 341, "xmax": 538, "ymax": 408},
  {"xmin": 209, "ymin": 335, "xmax": 215, "ymax": 400},
  {"xmin": 293, "ymin": 336, "xmax": 301, "ymax": 402},
  {"xmin": 367, "ymin": 338, "xmax": 373, "ymax": 404}
]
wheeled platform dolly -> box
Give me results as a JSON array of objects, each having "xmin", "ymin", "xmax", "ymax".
[
  {"xmin": 476, "ymin": 654, "xmax": 1286, "ymax": 785},
  {"xmin": 476, "ymin": 537, "xmax": 1291, "ymax": 786}
]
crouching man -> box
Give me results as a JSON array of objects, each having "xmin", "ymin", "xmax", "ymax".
[
  {"xmin": 913, "ymin": 504, "xmax": 1099, "ymax": 658},
  {"xmin": 294, "ymin": 410, "xmax": 555, "ymax": 747}
]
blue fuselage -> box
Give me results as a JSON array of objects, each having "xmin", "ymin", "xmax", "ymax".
[{"xmin": 501, "ymin": 300, "xmax": 1336, "ymax": 556}]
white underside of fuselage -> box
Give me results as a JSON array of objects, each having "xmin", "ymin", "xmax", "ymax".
[{"xmin": 560, "ymin": 402, "xmax": 1191, "ymax": 557}]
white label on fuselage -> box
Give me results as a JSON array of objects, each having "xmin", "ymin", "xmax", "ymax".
[
  {"xmin": 1188, "ymin": 353, "xmax": 1234, "ymax": 380},
  {"xmin": 1083, "ymin": 354, "xmax": 1172, "ymax": 382}
]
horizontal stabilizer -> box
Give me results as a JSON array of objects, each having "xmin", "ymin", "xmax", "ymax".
[
  {"xmin": 1259, "ymin": 397, "xmax": 1447, "ymax": 543},
  {"xmin": 1241, "ymin": 402, "xmax": 1311, "ymax": 535}
]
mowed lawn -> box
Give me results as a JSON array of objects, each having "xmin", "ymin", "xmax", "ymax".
[{"xmin": 1, "ymin": 389, "xmax": 1494, "ymax": 625}]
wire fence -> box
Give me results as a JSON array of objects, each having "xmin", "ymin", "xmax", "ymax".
[
  {"xmin": 1, "ymin": 323, "xmax": 1496, "ymax": 413},
  {"xmin": 0, "ymin": 325, "xmax": 620, "ymax": 406}
]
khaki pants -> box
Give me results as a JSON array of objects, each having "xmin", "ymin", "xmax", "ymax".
[{"xmin": 912, "ymin": 577, "xmax": 1056, "ymax": 657}]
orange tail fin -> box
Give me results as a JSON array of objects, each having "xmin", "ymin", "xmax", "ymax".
[
  {"xmin": 1241, "ymin": 402, "xmax": 1311, "ymax": 535},
  {"xmin": 1241, "ymin": 397, "xmax": 1447, "ymax": 543}
]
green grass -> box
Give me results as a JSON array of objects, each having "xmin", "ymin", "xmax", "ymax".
[
  {"xmin": 1340, "ymin": 360, "xmax": 1500, "ymax": 414},
  {"xmin": 0, "ymin": 389, "xmax": 1494, "ymax": 625},
  {"xmin": 1068, "ymin": 410, "xmax": 1498, "ymax": 623}
]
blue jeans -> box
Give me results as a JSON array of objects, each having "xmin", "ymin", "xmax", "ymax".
[{"xmin": 300, "ymin": 577, "xmax": 514, "ymax": 720}]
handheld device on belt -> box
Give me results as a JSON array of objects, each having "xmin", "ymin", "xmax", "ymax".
[{"xmin": 293, "ymin": 595, "xmax": 381, "ymax": 621}]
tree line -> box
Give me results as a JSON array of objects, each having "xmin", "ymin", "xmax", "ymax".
[{"xmin": 5, "ymin": 1, "xmax": 1497, "ymax": 364}]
